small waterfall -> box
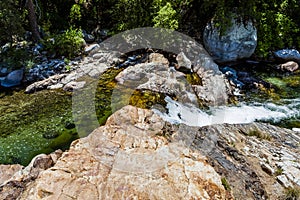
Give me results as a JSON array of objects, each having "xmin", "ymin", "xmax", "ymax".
[{"xmin": 153, "ymin": 96, "xmax": 300, "ymax": 128}]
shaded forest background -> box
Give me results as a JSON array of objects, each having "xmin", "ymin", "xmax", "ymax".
[{"xmin": 1, "ymin": 0, "xmax": 300, "ymax": 59}]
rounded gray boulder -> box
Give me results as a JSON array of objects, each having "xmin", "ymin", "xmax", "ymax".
[{"xmin": 203, "ymin": 16, "xmax": 257, "ymax": 63}]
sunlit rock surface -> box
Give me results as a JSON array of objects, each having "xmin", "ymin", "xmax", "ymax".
[{"xmin": 1, "ymin": 105, "xmax": 299, "ymax": 199}]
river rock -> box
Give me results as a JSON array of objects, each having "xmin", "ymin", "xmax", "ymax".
[
  {"xmin": 203, "ymin": 16, "xmax": 257, "ymax": 63},
  {"xmin": 115, "ymin": 53, "xmax": 198, "ymax": 105},
  {"xmin": 277, "ymin": 61, "xmax": 299, "ymax": 72},
  {"xmin": 63, "ymin": 81, "xmax": 86, "ymax": 91},
  {"xmin": 148, "ymin": 52, "xmax": 169, "ymax": 65},
  {"xmin": 274, "ymin": 49, "xmax": 300, "ymax": 62},
  {"xmin": 84, "ymin": 43, "xmax": 100, "ymax": 54},
  {"xmin": 25, "ymin": 74, "xmax": 67, "ymax": 93},
  {"xmin": 83, "ymin": 31, "xmax": 95, "ymax": 43},
  {"xmin": 1, "ymin": 69, "xmax": 24, "ymax": 87},
  {"xmin": 115, "ymin": 53, "xmax": 230, "ymax": 106},
  {"xmin": 25, "ymin": 59, "xmax": 67, "ymax": 83},
  {"xmin": 176, "ymin": 52, "xmax": 192, "ymax": 72},
  {"xmin": 0, "ymin": 67, "xmax": 8, "ymax": 75}
]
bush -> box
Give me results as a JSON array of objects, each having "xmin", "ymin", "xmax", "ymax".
[
  {"xmin": 0, "ymin": 1, "xmax": 25, "ymax": 44},
  {"xmin": 153, "ymin": 2, "xmax": 179, "ymax": 30},
  {"xmin": 0, "ymin": 44, "xmax": 32, "ymax": 71},
  {"xmin": 43, "ymin": 26, "xmax": 85, "ymax": 58}
]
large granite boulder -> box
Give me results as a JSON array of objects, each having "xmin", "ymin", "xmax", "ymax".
[
  {"xmin": 15, "ymin": 106, "xmax": 231, "ymax": 199},
  {"xmin": 0, "ymin": 105, "xmax": 300, "ymax": 199},
  {"xmin": 203, "ymin": 16, "xmax": 257, "ymax": 63}
]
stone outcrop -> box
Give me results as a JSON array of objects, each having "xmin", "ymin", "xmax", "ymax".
[
  {"xmin": 115, "ymin": 53, "xmax": 199, "ymax": 105},
  {"xmin": 25, "ymin": 50, "xmax": 121, "ymax": 93},
  {"xmin": 15, "ymin": 106, "xmax": 232, "ymax": 200},
  {"xmin": 115, "ymin": 52, "xmax": 230, "ymax": 106},
  {"xmin": 203, "ymin": 16, "xmax": 257, "ymax": 63},
  {"xmin": 1, "ymin": 106, "xmax": 300, "ymax": 199},
  {"xmin": 0, "ymin": 150, "xmax": 62, "ymax": 200}
]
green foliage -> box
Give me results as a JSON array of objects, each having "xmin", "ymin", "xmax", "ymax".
[
  {"xmin": 153, "ymin": 2, "xmax": 179, "ymax": 30},
  {"xmin": 255, "ymin": 0, "xmax": 300, "ymax": 57},
  {"xmin": 25, "ymin": 59, "xmax": 35, "ymax": 72},
  {"xmin": 275, "ymin": 167, "xmax": 283, "ymax": 176},
  {"xmin": 0, "ymin": 44, "xmax": 32, "ymax": 71},
  {"xmin": 284, "ymin": 187, "xmax": 300, "ymax": 200},
  {"xmin": 221, "ymin": 177, "xmax": 231, "ymax": 191},
  {"xmin": 70, "ymin": 4, "xmax": 82, "ymax": 23},
  {"xmin": 112, "ymin": 0, "xmax": 154, "ymax": 32},
  {"xmin": 1, "ymin": 0, "xmax": 300, "ymax": 61},
  {"xmin": 0, "ymin": 0, "xmax": 25, "ymax": 43},
  {"xmin": 248, "ymin": 129, "xmax": 271, "ymax": 140},
  {"xmin": 43, "ymin": 27, "xmax": 85, "ymax": 58}
]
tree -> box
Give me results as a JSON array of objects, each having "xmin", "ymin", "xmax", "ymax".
[
  {"xmin": 25, "ymin": 0, "xmax": 41, "ymax": 42},
  {"xmin": 0, "ymin": 0, "xmax": 24, "ymax": 44}
]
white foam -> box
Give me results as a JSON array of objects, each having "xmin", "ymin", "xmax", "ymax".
[
  {"xmin": 152, "ymin": 96, "xmax": 300, "ymax": 127},
  {"xmin": 292, "ymin": 128, "xmax": 300, "ymax": 132}
]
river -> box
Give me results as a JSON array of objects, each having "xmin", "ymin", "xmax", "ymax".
[{"xmin": 0, "ymin": 61, "xmax": 299, "ymax": 165}]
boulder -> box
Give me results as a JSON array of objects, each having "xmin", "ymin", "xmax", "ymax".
[
  {"xmin": 115, "ymin": 53, "xmax": 230, "ymax": 106},
  {"xmin": 82, "ymin": 30, "xmax": 95, "ymax": 43},
  {"xmin": 176, "ymin": 52, "xmax": 192, "ymax": 72},
  {"xmin": 114, "ymin": 53, "xmax": 198, "ymax": 105},
  {"xmin": 63, "ymin": 81, "xmax": 86, "ymax": 92},
  {"xmin": 0, "ymin": 150, "xmax": 62, "ymax": 200},
  {"xmin": 0, "ymin": 67, "xmax": 8, "ymax": 76},
  {"xmin": 84, "ymin": 44, "xmax": 100, "ymax": 54},
  {"xmin": 148, "ymin": 52, "xmax": 169, "ymax": 65},
  {"xmin": 274, "ymin": 49, "xmax": 300, "ymax": 62},
  {"xmin": 25, "ymin": 74, "xmax": 66, "ymax": 93},
  {"xmin": 203, "ymin": 16, "xmax": 257, "ymax": 63},
  {"xmin": 16, "ymin": 106, "xmax": 231, "ymax": 199},
  {"xmin": 1, "ymin": 106, "xmax": 300, "ymax": 199},
  {"xmin": 1, "ymin": 69, "xmax": 24, "ymax": 87},
  {"xmin": 277, "ymin": 61, "xmax": 299, "ymax": 72}
]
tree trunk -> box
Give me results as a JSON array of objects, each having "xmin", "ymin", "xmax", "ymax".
[{"xmin": 26, "ymin": 0, "xmax": 41, "ymax": 42}]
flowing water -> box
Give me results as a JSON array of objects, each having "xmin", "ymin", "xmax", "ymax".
[
  {"xmin": 153, "ymin": 96, "xmax": 300, "ymax": 129},
  {"xmin": 154, "ymin": 63, "xmax": 300, "ymax": 130}
]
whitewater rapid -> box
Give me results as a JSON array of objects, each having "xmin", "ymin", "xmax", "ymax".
[{"xmin": 153, "ymin": 96, "xmax": 300, "ymax": 128}]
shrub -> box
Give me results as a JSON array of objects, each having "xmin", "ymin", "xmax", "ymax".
[
  {"xmin": 43, "ymin": 26, "xmax": 85, "ymax": 58},
  {"xmin": 153, "ymin": 2, "xmax": 179, "ymax": 30}
]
